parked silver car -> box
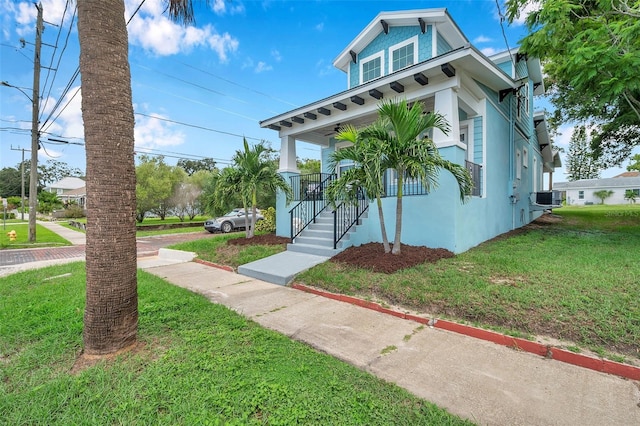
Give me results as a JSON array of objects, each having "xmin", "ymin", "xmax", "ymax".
[{"xmin": 204, "ymin": 208, "xmax": 264, "ymax": 233}]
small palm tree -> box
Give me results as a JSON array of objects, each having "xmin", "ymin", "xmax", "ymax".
[
  {"xmin": 328, "ymin": 124, "xmax": 391, "ymax": 253},
  {"xmin": 624, "ymin": 189, "xmax": 637, "ymax": 204},
  {"xmin": 218, "ymin": 139, "xmax": 292, "ymax": 238},
  {"xmin": 593, "ymin": 189, "xmax": 614, "ymax": 205},
  {"xmin": 373, "ymin": 99, "xmax": 472, "ymax": 254}
]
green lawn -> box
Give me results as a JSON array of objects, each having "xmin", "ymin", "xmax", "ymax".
[
  {"xmin": 0, "ymin": 223, "xmax": 71, "ymax": 249},
  {"xmin": 298, "ymin": 205, "xmax": 640, "ymax": 362},
  {"xmin": 171, "ymin": 232, "xmax": 287, "ymax": 268},
  {"xmin": 174, "ymin": 205, "xmax": 640, "ymax": 363},
  {"xmin": 58, "ymin": 219, "xmax": 207, "ymax": 237},
  {"xmin": 0, "ymin": 263, "xmax": 469, "ymax": 425}
]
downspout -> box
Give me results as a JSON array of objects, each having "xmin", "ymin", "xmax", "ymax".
[{"xmin": 509, "ymin": 92, "xmax": 515, "ymax": 230}]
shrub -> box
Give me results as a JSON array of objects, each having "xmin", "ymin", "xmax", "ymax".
[
  {"xmin": 64, "ymin": 205, "xmax": 86, "ymax": 218},
  {"xmin": 255, "ymin": 206, "xmax": 276, "ymax": 232}
]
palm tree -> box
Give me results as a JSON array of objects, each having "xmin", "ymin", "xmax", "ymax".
[
  {"xmin": 77, "ymin": 0, "xmax": 193, "ymax": 355},
  {"xmin": 328, "ymin": 124, "xmax": 391, "ymax": 253},
  {"xmin": 373, "ymin": 98, "xmax": 473, "ymax": 255},
  {"xmin": 217, "ymin": 139, "xmax": 292, "ymax": 238}
]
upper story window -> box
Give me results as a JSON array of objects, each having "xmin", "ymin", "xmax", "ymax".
[
  {"xmin": 389, "ymin": 36, "xmax": 418, "ymax": 73},
  {"xmin": 361, "ymin": 52, "xmax": 384, "ymax": 84}
]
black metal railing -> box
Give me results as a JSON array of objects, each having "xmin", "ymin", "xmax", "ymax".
[
  {"xmin": 465, "ymin": 160, "xmax": 483, "ymax": 197},
  {"xmin": 382, "ymin": 174, "xmax": 428, "ymax": 197},
  {"xmin": 289, "ymin": 173, "xmax": 335, "ymax": 201},
  {"xmin": 332, "ymin": 188, "xmax": 369, "ymax": 249},
  {"xmin": 289, "ymin": 173, "xmax": 336, "ymax": 240}
]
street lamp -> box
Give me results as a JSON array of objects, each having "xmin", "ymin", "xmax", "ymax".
[
  {"xmin": 2, "ymin": 82, "xmax": 33, "ymax": 222},
  {"xmin": 2, "ymin": 79, "xmax": 40, "ymax": 242}
]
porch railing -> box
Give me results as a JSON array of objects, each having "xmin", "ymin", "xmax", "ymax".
[
  {"xmin": 465, "ymin": 160, "xmax": 483, "ymax": 197},
  {"xmin": 290, "ymin": 172, "xmax": 335, "ymax": 201},
  {"xmin": 289, "ymin": 173, "xmax": 336, "ymax": 240},
  {"xmin": 332, "ymin": 188, "xmax": 369, "ymax": 249}
]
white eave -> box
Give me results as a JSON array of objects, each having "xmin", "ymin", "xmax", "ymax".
[
  {"xmin": 260, "ymin": 45, "xmax": 518, "ymax": 145},
  {"xmin": 333, "ymin": 8, "xmax": 468, "ymax": 73}
]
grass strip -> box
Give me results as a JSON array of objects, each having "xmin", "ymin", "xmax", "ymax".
[{"xmin": 0, "ymin": 263, "xmax": 469, "ymax": 425}]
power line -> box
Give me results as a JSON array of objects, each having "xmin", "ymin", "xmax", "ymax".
[
  {"xmin": 495, "ymin": 0, "xmax": 515, "ymax": 68},
  {"xmin": 134, "ymin": 112, "xmax": 263, "ymax": 141},
  {"xmin": 40, "ymin": 1, "xmax": 76, "ymax": 123}
]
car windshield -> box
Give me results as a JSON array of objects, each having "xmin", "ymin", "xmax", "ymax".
[{"xmin": 224, "ymin": 210, "xmax": 244, "ymax": 217}]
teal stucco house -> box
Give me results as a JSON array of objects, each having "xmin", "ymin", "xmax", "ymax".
[{"xmin": 260, "ymin": 8, "xmax": 562, "ymax": 255}]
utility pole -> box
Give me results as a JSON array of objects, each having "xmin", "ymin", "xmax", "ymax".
[
  {"xmin": 29, "ymin": 2, "xmax": 43, "ymax": 242},
  {"xmin": 10, "ymin": 146, "xmax": 28, "ymax": 221}
]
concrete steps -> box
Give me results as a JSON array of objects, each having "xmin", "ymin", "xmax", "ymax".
[{"xmin": 287, "ymin": 209, "xmax": 366, "ymax": 257}]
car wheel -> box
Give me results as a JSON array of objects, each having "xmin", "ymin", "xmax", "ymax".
[{"xmin": 221, "ymin": 221, "xmax": 233, "ymax": 233}]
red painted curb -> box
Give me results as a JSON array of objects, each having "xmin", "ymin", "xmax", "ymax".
[
  {"xmin": 291, "ymin": 283, "xmax": 640, "ymax": 381},
  {"xmin": 193, "ymin": 258, "xmax": 234, "ymax": 272}
]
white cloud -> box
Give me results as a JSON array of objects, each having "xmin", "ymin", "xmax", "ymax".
[
  {"xmin": 212, "ymin": 0, "xmax": 245, "ymax": 15},
  {"xmin": 473, "ymin": 35, "xmax": 492, "ymax": 44},
  {"xmin": 480, "ymin": 47, "xmax": 499, "ymax": 56},
  {"xmin": 271, "ymin": 49, "xmax": 282, "ymax": 62},
  {"xmin": 315, "ymin": 22, "xmax": 324, "ymax": 32},
  {"xmin": 316, "ymin": 59, "xmax": 334, "ymax": 78},
  {"xmin": 134, "ymin": 111, "xmax": 186, "ymax": 149},
  {"xmin": 254, "ymin": 61, "xmax": 272, "ymax": 73},
  {"xmin": 7, "ymin": 0, "xmax": 73, "ymax": 37},
  {"xmin": 127, "ymin": 11, "xmax": 238, "ymax": 61},
  {"xmin": 510, "ymin": 0, "xmax": 541, "ymax": 26}
]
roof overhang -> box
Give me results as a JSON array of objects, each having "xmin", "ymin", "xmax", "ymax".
[
  {"xmin": 533, "ymin": 111, "xmax": 561, "ymax": 172},
  {"xmin": 333, "ymin": 9, "xmax": 468, "ymax": 73},
  {"xmin": 261, "ymin": 46, "xmax": 517, "ymax": 145}
]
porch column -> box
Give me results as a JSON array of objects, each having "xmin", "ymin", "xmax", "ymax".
[
  {"xmin": 432, "ymin": 88, "xmax": 460, "ymax": 148},
  {"xmin": 278, "ymin": 135, "xmax": 299, "ymax": 173}
]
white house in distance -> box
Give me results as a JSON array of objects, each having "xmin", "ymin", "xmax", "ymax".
[
  {"xmin": 260, "ymin": 8, "xmax": 562, "ymax": 255},
  {"xmin": 47, "ymin": 176, "xmax": 86, "ymax": 207},
  {"xmin": 554, "ymin": 172, "xmax": 640, "ymax": 205}
]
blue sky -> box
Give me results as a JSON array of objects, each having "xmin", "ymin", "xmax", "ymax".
[{"xmin": 0, "ymin": 0, "xmax": 634, "ymax": 181}]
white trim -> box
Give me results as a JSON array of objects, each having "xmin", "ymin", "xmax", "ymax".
[
  {"xmin": 516, "ymin": 149, "xmax": 522, "ymax": 180},
  {"xmin": 431, "ymin": 25, "xmax": 438, "ymax": 57},
  {"xmin": 388, "ymin": 35, "xmax": 418, "ymax": 73},
  {"xmin": 523, "ymin": 147, "xmax": 528, "ymax": 168},
  {"xmin": 460, "ymin": 119, "xmax": 474, "ymax": 162},
  {"xmin": 359, "ymin": 51, "xmax": 385, "ymax": 85}
]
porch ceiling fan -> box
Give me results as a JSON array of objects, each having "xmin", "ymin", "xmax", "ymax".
[{"xmin": 324, "ymin": 123, "xmax": 342, "ymax": 136}]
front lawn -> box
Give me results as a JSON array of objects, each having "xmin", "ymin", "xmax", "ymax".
[
  {"xmin": 0, "ymin": 223, "xmax": 71, "ymax": 249},
  {"xmin": 173, "ymin": 205, "xmax": 640, "ymax": 363},
  {"xmin": 298, "ymin": 205, "xmax": 640, "ymax": 362},
  {"xmin": 0, "ymin": 263, "xmax": 468, "ymax": 425}
]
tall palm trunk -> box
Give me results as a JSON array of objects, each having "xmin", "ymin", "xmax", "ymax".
[
  {"xmin": 78, "ymin": 0, "xmax": 138, "ymax": 355},
  {"xmin": 392, "ymin": 168, "xmax": 404, "ymax": 255}
]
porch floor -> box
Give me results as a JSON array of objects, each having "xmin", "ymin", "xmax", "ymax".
[{"xmin": 237, "ymin": 250, "xmax": 330, "ymax": 285}]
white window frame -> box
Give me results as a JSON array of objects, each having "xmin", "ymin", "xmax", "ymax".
[
  {"xmin": 459, "ymin": 119, "xmax": 474, "ymax": 162},
  {"xmin": 516, "ymin": 149, "xmax": 522, "ymax": 180},
  {"xmin": 359, "ymin": 51, "xmax": 384, "ymax": 84},
  {"xmin": 525, "ymin": 82, "xmax": 530, "ymax": 116},
  {"xmin": 523, "ymin": 147, "xmax": 528, "ymax": 168},
  {"xmin": 388, "ymin": 36, "xmax": 418, "ymax": 73},
  {"xmin": 334, "ymin": 141, "xmax": 354, "ymax": 177},
  {"xmin": 578, "ymin": 190, "xmax": 584, "ymax": 200}
]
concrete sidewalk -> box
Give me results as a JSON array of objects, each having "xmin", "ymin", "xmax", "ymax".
[
  {"xmin": 38, "ymin": 220, "xmax": 86, "ymax": 245},
  {"xmin": 144, "ymin": 261, "xmax": 640, "ymax": 426}
]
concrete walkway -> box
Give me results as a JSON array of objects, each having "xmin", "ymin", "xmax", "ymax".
[
  {"xmin": 144, "ymin": 261, "xmax": 640, "ymax": 426},
  {"xmin": 3, "ymin": 224, "xmax": 639, "ymax": 424},
  {"xmin": 238, "ymin": 250, "xmax": 330, "ymax": 285},
  {"xmin": 38, "ymin": 220, "xmax": 86, "ymax": 245}
]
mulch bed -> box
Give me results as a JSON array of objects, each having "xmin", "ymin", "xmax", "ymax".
[
  {"xmin": 331, "ymin": 242, "xmax": 454, "ymax": 274},
  {"xmin": 227, "ymin": 234, "xmax": 291, "ymax": 246}
]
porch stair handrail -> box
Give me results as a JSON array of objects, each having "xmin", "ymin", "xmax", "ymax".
[
  {"xmin": 332, "ymin": 188, "xmax": 369, "ymax": 249},
  {"xmin": 289, "ymin": 173, "xmax": 336, "ymax": 240}
]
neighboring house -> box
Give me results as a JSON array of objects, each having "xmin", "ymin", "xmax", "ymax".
[
  {"xmin": 47, "ymin": 176, "xmax": 86, "ymax": 207},
  {"xmin": 554, "ymin": 173, "xmax": 640, "ymax": 205},
  {"xmin": 260, "ymin": 8, "xmax": 562, "ymax": 254}
]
